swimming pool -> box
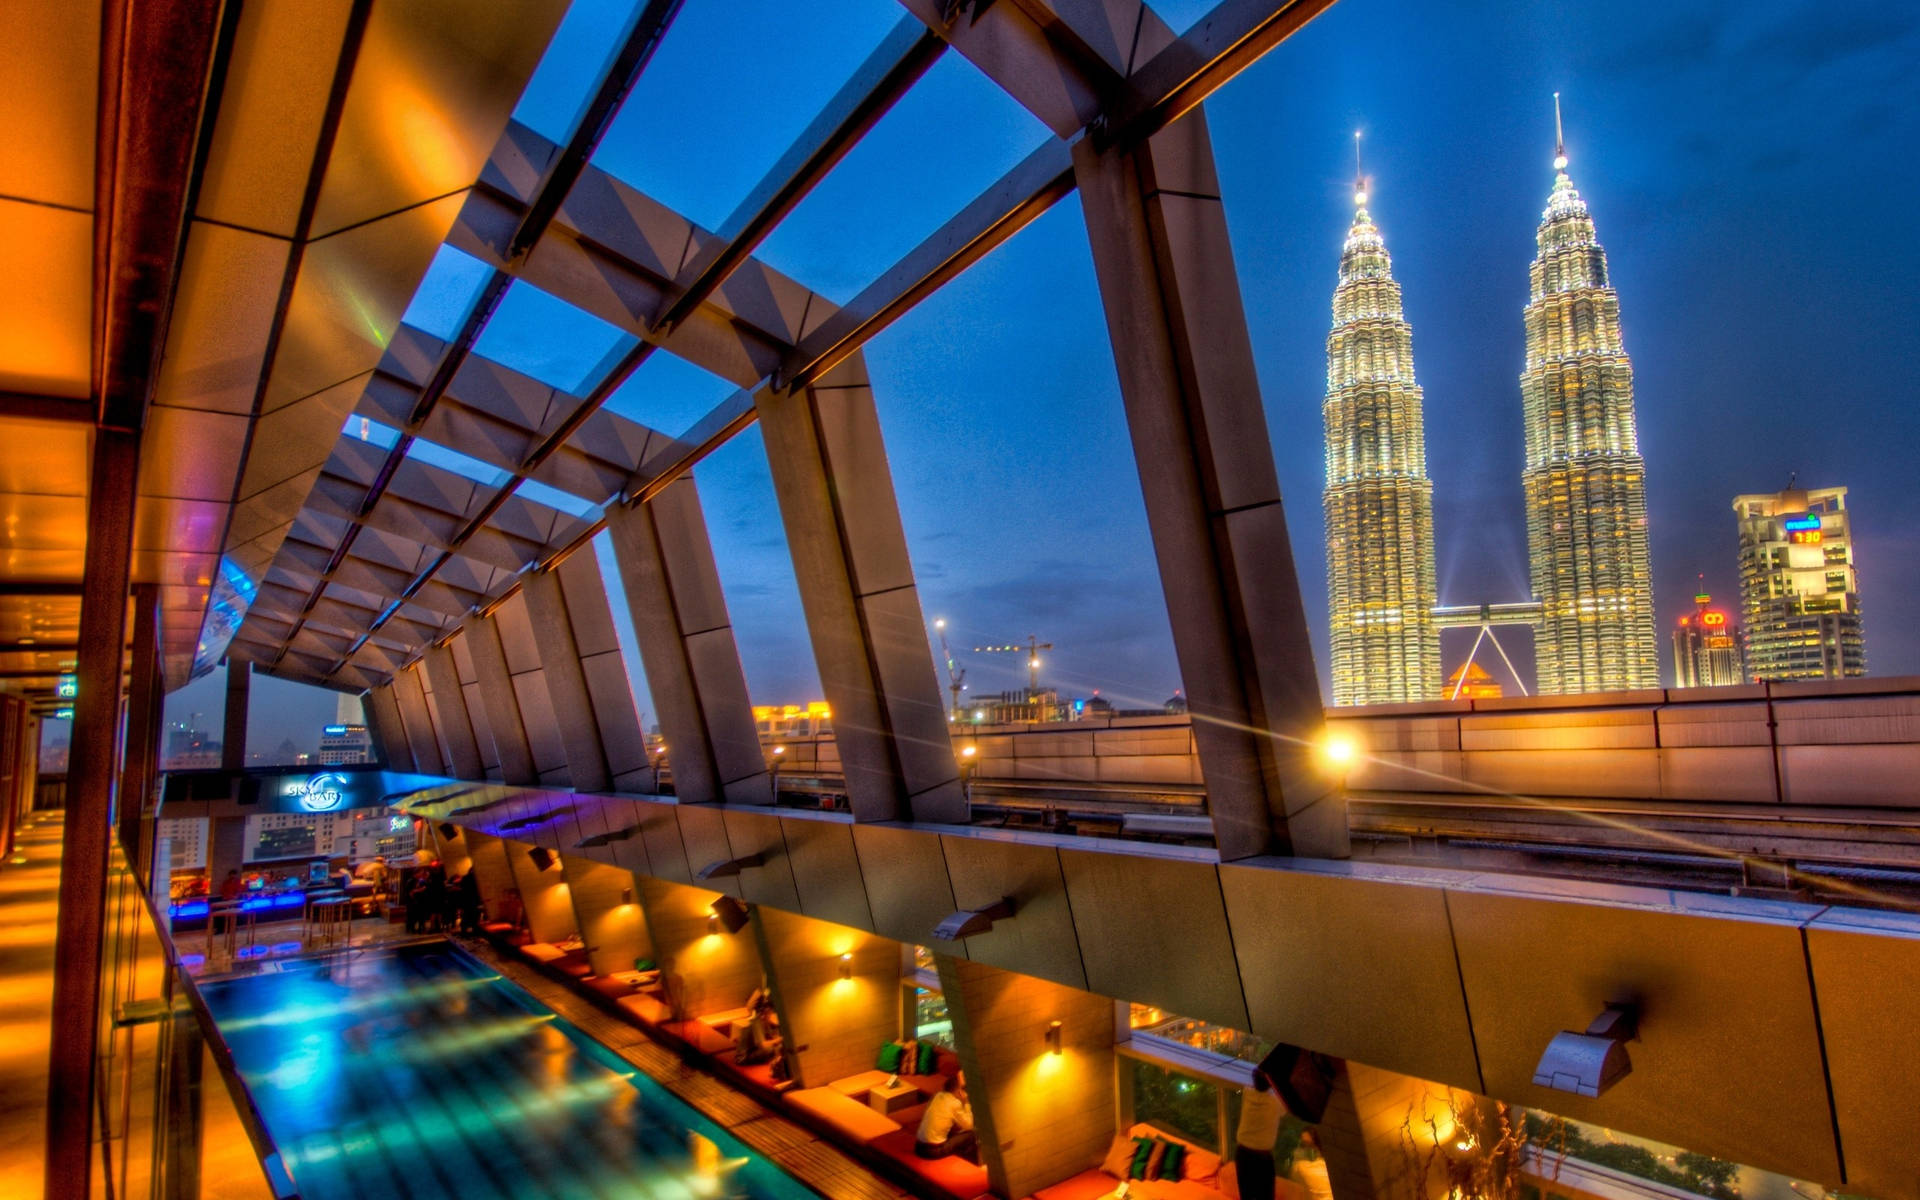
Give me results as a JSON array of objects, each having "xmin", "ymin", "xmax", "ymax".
[{"xmin": 198, "ymin": 942, "xmax": 816, "ymax": 1200}]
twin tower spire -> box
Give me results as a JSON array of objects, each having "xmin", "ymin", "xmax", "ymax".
[{"xmin": 1323, "ymin": 100, "xmax": 1658, "ymax": 705}]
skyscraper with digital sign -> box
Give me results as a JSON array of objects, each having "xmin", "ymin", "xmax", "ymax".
[
  {"xmin": 1324, "ymin": 141, "xmax": 1439, "ymax": 705},
  {"xmin": 1672, "ymin": 590, "xmax": 1746, "ymax": 688},
  {"xmin": 1734, "ymin": 485, "xmax": 1864, "ymax": 680},
  {"xmin": 1521, "ymin": 100, "xmax": 1659, "ymax": 693}
]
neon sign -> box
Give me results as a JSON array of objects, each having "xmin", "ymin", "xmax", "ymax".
[
  {"xmin": 323, "ymin": 725, "xmax": 348, "ymax": 735},
  {"xmin": 1702, "ymin": 611, "xmax": 1727, "ymax": 627},
  {"xmin": 1782, "ymin": 514, "xmax": 1821, "ymax": 531},
  {"xmin": 1790, "ymin": 529, "xmax": 1823, "ymax": 546},
  {"xmin": 55, "ymin": 674, "xmax": 77, "ymax": 699},
  {"xmin": 284, "ymin": 771, "xmax": 350, "ymax": 812}
]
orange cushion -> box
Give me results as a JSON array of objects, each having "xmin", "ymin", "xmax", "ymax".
[
  {"xmin": 786, "ymin": 1087, "xmax": 902, "ymax": 1146},
  {"xmin": 521, "ymin": 942, "xmax": 566, "ymax": 963},
  {"xmin": 1034, "ymin": 1170, "xmax": 1123, "ymax": 1200},
  {"xmin": 829, "ymin": 1070, "xmax": 892, "ymax": 1099},
  {"xmin": 871, "ymin": 1128, "xmax": 991, "ymax": 1200},
  {"xmin": 1183, "ymin": 1146, "xmax": 1222, "ymax": 1184},
  {"xmin": 616, "ymin": 993, "xmax": 670, "ymax": 1025}
]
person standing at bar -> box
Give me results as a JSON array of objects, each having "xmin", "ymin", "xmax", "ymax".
[{"xmin": 1236, "ymin": 1069, "xmax": 1282, "ymax": 1200}]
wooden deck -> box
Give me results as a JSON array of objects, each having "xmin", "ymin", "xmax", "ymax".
[{"xmin": 463, "ymin": 938, "xmax": 915, "ymax": 1200}]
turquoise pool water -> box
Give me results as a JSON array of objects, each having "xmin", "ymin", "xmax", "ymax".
[{"xmin": 198, "ymin": 942, "xmax": 815, "ymax": 1200}]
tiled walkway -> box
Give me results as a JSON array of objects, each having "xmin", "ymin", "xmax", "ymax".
[{"xmin": 0, "ymin": 811, "xmax": 65, "ymax": 1200}]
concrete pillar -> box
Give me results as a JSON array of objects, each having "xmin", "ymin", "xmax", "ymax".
[
  {"xmin": 755, "ymin": 352, "xmax": 963, "ymax": 823},
  {"xmin": 750, "ymin": 907, "xmax": 901, "ymax": 1089},
  {"xmin": 461, "ymin": 613, "xmax": 537, "ymax": 785},
  {"xmin": 936, "ymin": 954, "xmax": 1117, "ymax": 1199},
  {"xmin": 118, "ymin": 584, "xmax": 163, "ymax": 877},
  {"xmin": 1073, "ymin": 114, "xmax": 1344, "ymax": 861},
  {"xmin": 46, "ymin": 427, "xmax": 139, "ymax": 1196},
  {"xmin": 604, "ymin": 479, "xmax": 766, "ymax": 804},
  {"xmin": 560, "ymin": 857, "xmax": 651, "ymax": 977},
  {"xmin": 364, "ymin": 683, "xmax": 413, "ymax": 771},
  {"xmin": 522, "ymin": 549, "xmax": 649, "ymax": 794},
  {"xmin": 632, "ymin": 875, "xmax": 765, "ymax": 1020},
  {"xmin": 221, "ymin": 658, "xmax": 250, "ymax": 770},
  {"xmin": 462, "ymin": 830, "xmax": 518, "ymax": 921},
  {"xmin": 503, "ymin": 839, "xmax": 575, "ymax": 943},
  {"xmin": 427, "ymin": 818, "xmax": 471, "ymax": 876},
  {"xmin": 392, "ymin": 662, "xmax": 447, "ymax": 776},
  {"xmin": 422, "ymin": 643, "xmax": 484, "ymax": 780}
]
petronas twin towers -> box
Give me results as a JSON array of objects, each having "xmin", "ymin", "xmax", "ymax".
[{"xmin": 1324, "ymin": 107, "xmax": 1658, "ymax": 705}]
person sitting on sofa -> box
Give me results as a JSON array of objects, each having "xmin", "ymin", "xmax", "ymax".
[
  {"xmin": 1290, "ymin": 1129, "xmax": 1333, "ymax": 1200},
  {"xmin": 733, "ymin": 996, "xmax": 782, "ymax": 1066},
  {"xmin": 914, "ymin": 1072, "xmax": 976, "ymax": 1162}
]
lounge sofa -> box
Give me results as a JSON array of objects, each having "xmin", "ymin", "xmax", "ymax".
[{"xmin": 1029, "ymin": 1123, "xmax": 1309, "ymax": 1200}]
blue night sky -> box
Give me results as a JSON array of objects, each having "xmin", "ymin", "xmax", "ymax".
[{"xmin": 166, "ymin": 0, "xmax": 1920, "ymax": 753}]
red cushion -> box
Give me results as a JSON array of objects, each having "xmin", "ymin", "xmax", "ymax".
[
  {"xmin": 871, "ymin": 1128, "xmax": 990, "ymax": 1200},
  {"xmin": 664, "ymin": 1019, "xmax": 735, "ymax": 1056},
  {"xmin": 556, "ymin": 952, "xmax": 592, "ymax": 978},
  {"xmin": 582, "ymin": 976, "xmax": 633, "ymax": 1000},
  {"xmin": 1034, "ymin": 1170, "xmax": 1128, "ymax": 1200}
]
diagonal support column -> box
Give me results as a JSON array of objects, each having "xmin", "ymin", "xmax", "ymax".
[
  {"xmin": 522, "ymin": 548, "xmax": 649, "ymax": 795},
  {"xmin": 363, "ymin": 682, "xmax": 412, "ymax": 771},
  {"xmin": 755, "ymin": 353, "xmax": 963, "ymax": 823},
  {"xmin": 1074, "ymin": 113, "xmax": 1345, "ymax": 860},
  {"xmin": 391, "ymin": 661, "xmax": 448, "ymax": 776},
  {"xmin": 604, "ymin": 478, "xmax": 766, "ymax": 804},
  {"xmin": 462, "ymin": 612, "xmax": 538, "ymax": 785},
  {"xmin": 422, "ymin": 643, "xmax": 485, "ymax": 779}
]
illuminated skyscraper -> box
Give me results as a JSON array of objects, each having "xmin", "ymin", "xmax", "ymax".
[
  {"xmin": 1672, "ymin": 590, "xmax": 1745, "ymax": 688},
  {"xmin": 1734, "ymin": 485, "xmax": 1865, "ymax": 680},
  {"xmin": 1521, "ymin": 99, "xmax": 1658, "ymax": 693},
  {"xmin": 1324, "ymin": 136, "xmax": 1439, "ymax": 705}
]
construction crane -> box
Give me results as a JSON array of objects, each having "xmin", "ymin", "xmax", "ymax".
[
  {"xmin": 931, "ymin": 618, "xmax": 967, "ymax": 721},
  {"xmin": 974, "ymin": 635, "xmax": 1052, "ymax": 696}
]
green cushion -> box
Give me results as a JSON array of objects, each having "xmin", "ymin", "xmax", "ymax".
[
  {"xmin": 1158, "ymin": 1139, "xmax": 1186, "ymax": 1181},
  {"xmin": 1129, "ymin": 1137, "xmax": 1157, "ymax": 1180},
  {"xmin": 916, "ymin": 1042, "xmax": 937, "ymax": 1074},
  {"xmin": 876, "ymin": 1042, "xmax": 904, "ymax": 1072}
]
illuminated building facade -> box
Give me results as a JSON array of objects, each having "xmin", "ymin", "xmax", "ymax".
[
  {"xmin": 1521, "ymin": 106, "xmax": 1659, "ymax": 693},
  {"xmin": 1672, "ymin": 592, "xmax": 1746, "ymax": 687},
  {"xmin": 317, "ymin": 723, "xmax": 373, "ymax": 765},
  {"xmin": 1734, "ymin": 486, "xmax": 1865, "ymax": 680},
  {"xmin": 1445, "ymin": 660, "xmax": 1505, "ymax": 699},
  {"xmin": 1324, "ymin": 151, "xmax": 1440, "ymax": 705}
]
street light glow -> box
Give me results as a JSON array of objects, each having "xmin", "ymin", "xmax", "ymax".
[{"xmin": 1320, "ymin": 734, "xmax": 1357, "ymax": 768}]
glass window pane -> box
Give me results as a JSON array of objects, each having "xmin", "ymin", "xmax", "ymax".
[
  {"xmin": 1130, "ymin": 1059, "xmax": 1219, "ymax": 1149},
  {"xmin": 913, "ymin": 987, "xmax": 953, "ymax": 1049},
  {"xmin": 399, "ymin": 244, "xmax": 494, "ymax": 342},
  {"xmin": 472, "ymin": 281, "xmax": 636, "ymax": 394},
  {"xmin": 512, "ymin": 0, "xmax": 647, "ymax": 143},
  {"xmin": 603, "ymin": 349, "xmax": 739, "ymax": 438}
]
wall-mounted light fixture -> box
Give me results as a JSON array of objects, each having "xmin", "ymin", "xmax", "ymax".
[
  {"xmin": 621, "ymin": 886, "xmax": 634, "ymax": 907},
  {"xmin": 1533, "ymin": 1002, "xmax": 1637, "ymax": 1097},
  {"xmin": 695, "ymin": 853, "xmax": 764, "ymax": 881},
  {"xmin": 708, "ymin": 913, "xmax": 719, "ymax": 935},
  {"xmin": 838, "ymin": 952, "xmax": 853, "ymax": 980},
  {"xmin": 709, "ymin": 895, "xmax": 751, "ymax": 934},
  {"xmin": 934, "ymin": 896, "xmax": 1016, "ymax": 941},
  {"xmin": 526, "ymin": 846, "xmax": 556, "ymax": 872},
  {"xmin": 1045, "ymin": 1020, "xmax": 1063, "ymax": 1055},
  {"xmin": 436, "ymin": 821, "xmax": 458, "ymax": 842}
]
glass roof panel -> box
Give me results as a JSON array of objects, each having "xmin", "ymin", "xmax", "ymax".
[
  {"xmin": 402, "ymin": 436, "xmax": 511, "ymax": 490},
  {"xmin": 754, "ymin": 52, "xmax": 1052, "ymax": 304},
  {"xmin": 511, "ymin": 0, "xmax": 648, "ymax": 143},
  {"xmin": 399, "ymin": 244, "xmax": 494, "ymax": 342},
  {"xmin": 342, "ymin": 414, "xmax": 401, "ymax": 450},
  {"xmin": 590, "ymin": 0, "xmax": 903, "ymax": 230},
  {"xmin": 472, "ymin": 280, "xmax": 636, "ymax": 394},
  {"xmin": 518, "ymin": 477, "xmax": 600, "ymax": 519},
  {"xmin": 601, "ymin": 349, "xmax": 738, "ymax": 438}
]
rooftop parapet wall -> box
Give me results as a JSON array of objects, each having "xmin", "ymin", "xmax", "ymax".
[{"xmin": 1327, "ymin": 674, "xmax": 1920, "ymax": 809}]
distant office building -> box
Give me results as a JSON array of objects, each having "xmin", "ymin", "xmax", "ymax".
[
  {"xmin": 753, "ymin": 703, "xmax": 833, "ymax": 741},
  {"xmin": 963, "ymin": 689, "xmax": 1068, "ymax": 725},
  {"xmin": 1672, "ymin": 592, "xmax": 1746, "ymax": 688},
  {"xmin": 1734, "ymin": 485, "xmax": 1865, "ymax": 681},
  {"xmin": 1323, "ymin": 149, "xmax": 1440, "ymax": 705},
  {"xmin": 1521, "ymin": 105, "xmax": 1659, "ymax": 694},
  {"xmin": 163, "ymin": 724, "xmax": 221, "ymax": 771},
  {"xmin": 317, "ymin": 723, "xmax": 374, "ymax": 765}
]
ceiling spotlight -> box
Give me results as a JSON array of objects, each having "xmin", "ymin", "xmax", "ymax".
[
  {"xmin": 934, "ymin": 896, "xmax": 1016, "ymax": 941},
  {"xmin": 1533, "ymin": 1003, "xmax": 1638, "ymax": 1098}
]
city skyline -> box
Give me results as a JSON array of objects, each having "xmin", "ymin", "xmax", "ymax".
[{"xmin": 163, "ymin": 0, "xmax": 1920, "ymax": 730}]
